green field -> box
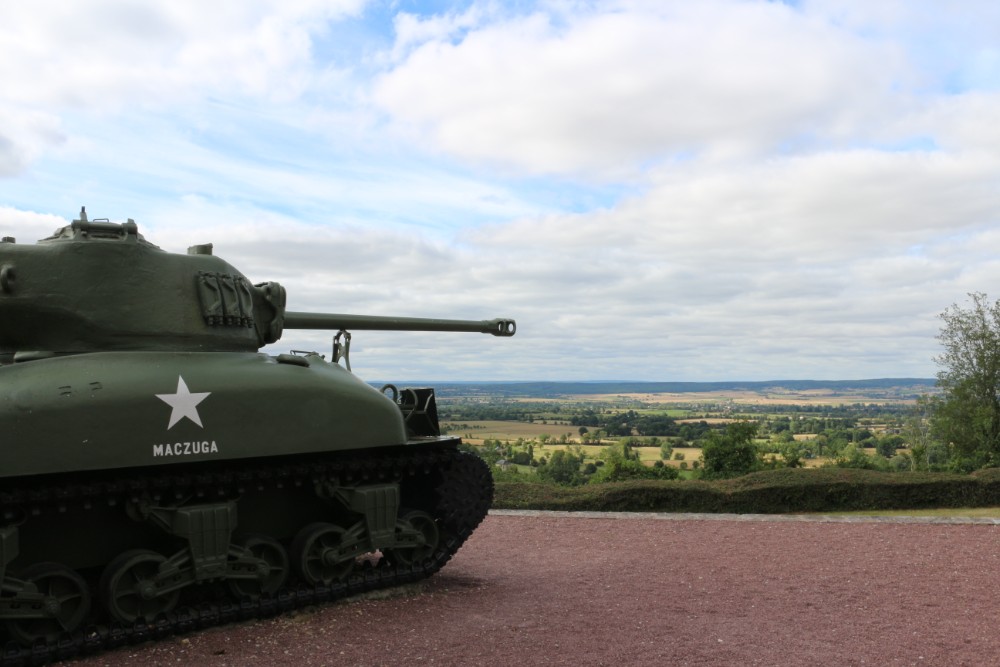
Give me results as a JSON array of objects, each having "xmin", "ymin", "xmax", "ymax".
[
  {"xmin": 449, "ymin": 420, "xmax": 838, "ymax": 470},
  {"xmin": 446, "ymin": 420, "xmax": 578, "ymax": 441},
  {"xmin": 817, "ymin": 507, "xmax": 1000, "ymax": 519}
]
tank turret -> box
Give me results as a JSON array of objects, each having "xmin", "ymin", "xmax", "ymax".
[
  {"xmin": 0, "ymin": 207, "xmax": 514, "ymax": 361},
  {"xmin": 0, "ymin": 208, "xmax": 512, "ymax": 659}
]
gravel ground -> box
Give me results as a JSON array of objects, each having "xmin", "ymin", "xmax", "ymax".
[{"xmin": 66, "ymin": 511, "xmax": 1000, "ymax": 667}]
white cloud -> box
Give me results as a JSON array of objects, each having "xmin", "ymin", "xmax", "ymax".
[
  {"xmin": 472, "ymin": 149, "xmax": 1000, "ymax": 270},
  {"xmin": 388, "ymin": 4, "xmax": 488, "ymax": 62},
  {"xmin": 0, "ymin": 0, "xmax": 367, "ymax": 176},
  {"xmin": 373, "ymin": 1, "xmax": 901, "ymax": 177},
  {"xmin": 0, "ymin": 206, "xmax": 70, "ymax": 242},
  {"xmin": 0, "ymin": 0, "xmax": 367, "ymax": 106},
  {"xmin": 802, "ymin": 0, "xmax": 1000, "ymax": 88},
  {"xmin": 448, "ymin": 146, "xmax": 1000, "ymax": 379},
  {"xmin": 0, "ymin": 109, "xmax": 64, "ymax": 177},
  {"xmin": 901, "ymin": 92, "xmax": 1000, "ymax": 154}
]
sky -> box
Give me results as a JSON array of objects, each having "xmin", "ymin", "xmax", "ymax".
[{"xmin": 2, "ymin": 0, "xmax": 999, "ymax": 382}]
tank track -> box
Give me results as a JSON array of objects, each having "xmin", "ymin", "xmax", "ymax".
[{"xmin": 0, "ymin": 444, "xmax": 492, "ymax": 666}]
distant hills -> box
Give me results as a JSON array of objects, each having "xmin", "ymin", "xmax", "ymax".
[{"xmin": 424, "ymin": 378, "xmax": 937, "ymax": 398}]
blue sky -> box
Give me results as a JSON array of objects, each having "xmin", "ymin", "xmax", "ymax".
[{"xmin": 2, "ymin": 0, "xmax": 1000, "ymax": 382}]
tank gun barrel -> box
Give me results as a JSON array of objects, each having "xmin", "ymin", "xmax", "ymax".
[{"xmin": 283, "ymin": 312, "xmax": 516, "ymax": 337}]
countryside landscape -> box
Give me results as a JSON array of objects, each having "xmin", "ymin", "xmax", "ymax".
[
  {"xmin": 440, "ymin": 378, "xmax": 934, "ymax": 473},
  {"xmin": 426, "ymin": 373, "xmax": 1000, "ymax": 515},
  {"xmin": 6, "ymin": 3, "xmax": 1000, "ymax": 664}
]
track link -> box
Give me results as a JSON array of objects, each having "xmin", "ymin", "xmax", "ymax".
[{"xmin": 0, "ymin": 446, "xmax": 492, "ymax": 666}]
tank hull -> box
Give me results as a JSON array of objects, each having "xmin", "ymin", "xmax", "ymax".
[
  {"xmin": 0, "ymin": 350, "xmax": 495, "ymax": 663},
  {"xmin": 0, "ymin": 351, "xmax": 407, "ymax": 477},
  {"xmin": 0, "ymin": 441, "xmax": 493, "ymax": 663}
]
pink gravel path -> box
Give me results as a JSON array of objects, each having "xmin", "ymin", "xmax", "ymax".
[{"xmin": 68, "ymin": 512, "xmax": 1000, "ymax": 666}]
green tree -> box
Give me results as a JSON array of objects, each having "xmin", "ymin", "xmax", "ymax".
[
  {"xmin": 811, "ymin": 433, "xmax": 829, "ymax": 457},
  {"xmin": 875, "ymin": 434, "xmax": 905, "ymax": 459},
  {"xmin": 476, "ymin": 440, "xmax": 501, "ymax": 466},
  {"xmin": 779, "ymin": 441, "xmax": 806, "ymax": 468},
  {"xmin": 659, "ymin": 440, "xmax": 673, "ymax": 460},
  {"xmin": 700, "ymin": 422, "xmax": 762, "ymax": 479},
  {"xmin": 537, "ymin": 448, "xmax": 585, "ymax": 485},
  {"xmin": 905, "ymin": 396, "xmax": 935, "ymax": 470},
  {"xmin": 772, "ymin": 430, "xmax": 795, "ymax": 445},
  {"xmin": 933, "ymin": 293, "xmax": 1000, "ymax": 469}
]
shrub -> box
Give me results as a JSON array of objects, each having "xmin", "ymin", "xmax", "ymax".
[
  {"xmin": 889, "ymin": 453, "xmax": 913, "ymax": 472},
  {"xmin": 830, "ymin": 444, "xmax": 890, "ymax": 471},
  {"xmin": 511, "ymin": 451, "xmax": 532, "ymax": 465}
]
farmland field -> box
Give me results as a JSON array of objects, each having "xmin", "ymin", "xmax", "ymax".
[
  {"xmin": 578, "ymin": 387, "xmax": 924, "ymax": 407},
  {"xmin": 438, "ymin": 382, "xmax": 926, "ymax": 473},
  {"xmin": 446, "ymin": 420, "xmax": 577, "ymax": 441}
]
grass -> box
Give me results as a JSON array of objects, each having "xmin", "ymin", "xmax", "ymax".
[{"xmin": 813, "ymin": 507, "xmax": 1000, "ymax": 518}]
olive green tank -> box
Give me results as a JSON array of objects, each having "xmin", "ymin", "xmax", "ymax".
[{"xmin": 0, "ymin": 208, "xmax": 514, "ymax": 659}]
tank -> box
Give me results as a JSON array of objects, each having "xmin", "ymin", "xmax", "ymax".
[{"xmin": 0, "ymin": 208, "xmax": 515, "ymax": 660}]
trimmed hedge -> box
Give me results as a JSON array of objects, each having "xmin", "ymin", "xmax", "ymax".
[{"xmin": 492, "ymin": 467, "xmax": 1000, "ymax": 513}]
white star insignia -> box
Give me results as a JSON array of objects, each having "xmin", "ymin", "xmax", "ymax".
[{"xmin": 156, "ymin": 376, "xmax": 211, "ymax": 430}]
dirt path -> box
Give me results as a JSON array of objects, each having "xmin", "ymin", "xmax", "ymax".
[{"xmin": 68, "ymin": 512, "xmax": 1000, "ymax": 666}]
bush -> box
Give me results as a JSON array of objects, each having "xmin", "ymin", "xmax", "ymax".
[
  {"xmin": 491, "ymin": 467, "xmax": 524, "ymax": 483},
  {"xmin": 589, "ymin": 456, "xmax": 679, "ymax": 484},
  {"xmin": 493, "ymin": 468, "xmax": 999, "ymax": 513},
  {"xmin": 829, "ymin": 444, "xmax": 890, "ymax": 471},
  {"xmin": 510, "ymin": 451, "xmax": 532, "ymax": 465},
  {"xmin": 889, "ymin": 453, "xmax": 912, "ymax": 472}
]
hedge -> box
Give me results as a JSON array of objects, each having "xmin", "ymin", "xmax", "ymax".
[{"xmin": 492, "ymin": 467, "xmax": 1000, "ymax": 513}]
